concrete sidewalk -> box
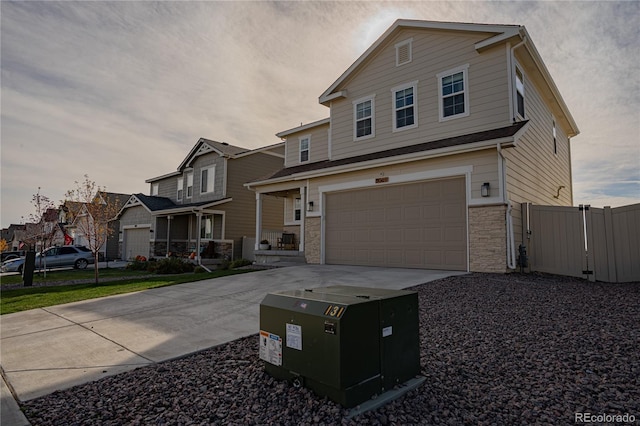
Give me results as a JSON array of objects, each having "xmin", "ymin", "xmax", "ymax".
[{"xmin": 1, "ymin": 265, "xmax": 465, "ymax": 424}]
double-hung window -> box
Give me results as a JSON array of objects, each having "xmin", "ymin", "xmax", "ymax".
[
  {"xmin": 515, "ymin": 66, "xmax": 525, "ymax": 118},
  {"xmin": 151, "ymin": 183, "xmax": 159, "ymax": 196},
  {"xmin": 299, "ymin": 136, "xmax": 310, "ymax": 163},
  {"xmin": 353, "ymin": 95, "xmax": 375, "ymax": 140},
  {"xmin": 186, "ymin": 172, "xmax": 193, "ymax": 199},
  {"xmin": 294, "ymin": 198, "xmax": 301, "ymax": 221},
  {"xmin": 392, "ymin": 81, "xmax": 418, "ymax": 131},
  {"xmin": 438, "ymin": 64, "xmax": 469, "ymax": 121},
  {"xmin": 201, "ymin": 166, "xmax": 215, "ymax": 194},
  {"xmin": 177, "ymin": 177, "xmax": 184, "ymax": 201},
  {"xmin": 200, "ymin": 215, "xmax": 213, "ymax": 239}
]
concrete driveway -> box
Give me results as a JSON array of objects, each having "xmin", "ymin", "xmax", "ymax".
[{"xmin": 1, "ymin": 265, "xmax": 465, "ymax": 423}]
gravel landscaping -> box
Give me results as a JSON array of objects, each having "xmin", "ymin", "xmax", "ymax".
[{"xmin": 22, "ymin": 273, "xmax": 640, "ymax": 425}]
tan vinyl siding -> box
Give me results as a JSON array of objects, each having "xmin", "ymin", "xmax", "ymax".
[
  {"xmin": 284, "ymin": 123, "xmax": 330, "ymax": 167},
  {"xmin": 329, "ymin": 29, "xmax": 511, "ymax": 160},
  {"xmin": 155, "ymin": 177, "xmax": 178, "ymax": 200},
  {"xmin": 190, "ymin": 155, "xmax": 226, "ymax": 203},
  {"xmin": 225, "ymin": 153, "xmax": 284, "ymax": 258},
  {"xmin": 304, "ymin": 149, "xmax": 498, "ymax": 207}
]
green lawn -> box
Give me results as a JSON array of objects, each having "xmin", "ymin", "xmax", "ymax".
[
  {"xmin": 0, "ymin": 268, "xmax": 151, "ymax": 286},
  {"xmin": 0, "ymin": 269, "xmax": 254, "ymax": 315}
]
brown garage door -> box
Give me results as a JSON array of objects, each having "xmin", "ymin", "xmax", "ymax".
[
  {"xmin": 123, "ymin": 228, "xmax": 150, "ymax": 260},
  {"xmin": 325, "ymin": 177, "xmax": 467, "ymax": 270}
]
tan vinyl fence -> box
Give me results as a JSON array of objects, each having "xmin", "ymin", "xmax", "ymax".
[{"xmin": 522, "ymin": 203, "xmax": 640, "ymax": 283}]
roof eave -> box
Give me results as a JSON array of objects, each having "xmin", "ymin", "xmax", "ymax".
[{"xmin": 276, "ymin": 118, "xmax": 331, "ymax": 138}]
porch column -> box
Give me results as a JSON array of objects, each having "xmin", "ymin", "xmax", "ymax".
[
  {"xmin": 299, "ymin": 186, "xmax": 305, "ymax": 252},
  {"xmin": 195, "ymin": 212, "xmax": 202, "ymax": 264},
  {"xmin": 255, "ymin": 192, "xmax": 263, "ymax": 250},
  {"xmin": 166, "ymin": 215, "xmax": 172, "ymax": 257}
]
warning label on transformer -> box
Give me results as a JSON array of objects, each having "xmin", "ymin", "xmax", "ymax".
[{"xmin": 259, "ymin": 330, "xmax": 282, "ymax": 366}]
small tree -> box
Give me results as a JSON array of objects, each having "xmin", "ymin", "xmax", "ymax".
[
  {"xmin": 64, "ymin": 175, "xmax": 121, "ymax": 285},
  {"xmin": 23, "ymin": 188, "xmax": 58, "ymax": 275},
  {"xmin": 0, "ymin": 239, "xmax": 8, "ymax": 253}
]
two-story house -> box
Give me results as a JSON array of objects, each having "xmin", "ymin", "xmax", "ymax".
[
  {"xmin": 247, "ymin": 19, "xmax": 579, "ymax": 273},
  {"xmin": 118, "ymin": 138, "xmax": 284, "ymax": 262}
]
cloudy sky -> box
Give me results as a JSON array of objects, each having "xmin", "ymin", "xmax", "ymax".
[{"xmin": 1, "ymin": 1, "xmax": 639, "ymax": 227}]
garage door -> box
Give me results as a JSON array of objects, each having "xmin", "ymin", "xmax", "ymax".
[
  {"xmin": 123, "ymin": 228, "xmax": 150, "ymax": 260},
  {"xmin": 325, "ymin": 177, "xmax": 467, "ymax": 270}
]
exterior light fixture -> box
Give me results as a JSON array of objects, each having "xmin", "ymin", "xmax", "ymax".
[
  {"xmin": 307, "ymin": 201, "xmax": 314, "ymax": 212},
  {"xmin": 481, "ymin": 182, "xmax": 490, "ymax": 197}
]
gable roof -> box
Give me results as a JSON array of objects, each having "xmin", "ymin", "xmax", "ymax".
[
  {"xmin": 318, "ymin": 19, "xmax": 578, "ymax": 137},
  {"xmin": 146, "ymin": 139, "xmax": 285, "ymax": 183},
  {"xmin": 118, "ymin": 193, "xmax": 232, "ymax": 217},
  {"xmin": 250, "ymin": 121, "xmax": 528, "ymax": 185}
]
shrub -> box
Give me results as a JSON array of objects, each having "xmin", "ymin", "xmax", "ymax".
[
  {"xmin": 193, "ymin": 266, "xmax": 207, "ymax": 274},
  {"xmin": 126, "ymin": 259, "xmax": 148, "ymax": 271},
  {"xmin": 152, "ymin": 257, "xmax": 195, "ymax": 274},
  {"xmin": 230, "ymin": 258, "xmax": 252, "ymax": 269}
]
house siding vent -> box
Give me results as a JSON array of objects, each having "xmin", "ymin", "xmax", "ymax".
[{"xmin": 395, "ymin": 38, "xmax": 412, "ymax": 66}]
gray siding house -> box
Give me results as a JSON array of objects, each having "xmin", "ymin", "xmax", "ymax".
[{"xmin": 118, "ymin": 139, "xmax": 284, "ymax": 262}]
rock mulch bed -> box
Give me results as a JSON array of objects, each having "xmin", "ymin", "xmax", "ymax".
[{"xmin": 22, "ymin": 273, "xmax": 640, "ymax": 425}]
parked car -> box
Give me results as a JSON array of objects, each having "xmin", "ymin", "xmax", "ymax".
[
  {"xmin": 1, "ymin": 246, "xmax": 94, "ymax": 273},
  {"xmin": 1, "ymin": 250, "xmax": 25, "ymax": 262}
]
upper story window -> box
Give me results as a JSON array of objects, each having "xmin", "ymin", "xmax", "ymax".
[
  {"xmin": 438, "ymin": 64, "xmax": 469, "ymax": 121},
  {"xmin": 151, "ymin": 183, "xmax": 159, "ymax": 196},
  {"xmin": 201, "ymin": 166, "xmax": 215, "ymax": 194},
  {"xmin": 392, "ymin": 81, "xmax": 418, "ymax": 131},
  {"xmin": 177, "ymin": 177, "xmax": 184, "ymax": 201},
  {"xmin": 299, "ymin": 136, "xmax": 310, "ymax": 163},
  {"xmin": 395, "ymin": 38, "xmax": 413, "ymax": 66},
  {"xmin": 553, "ymin": 120, "xmax": 557, "ymax": 155},
  {"xmin": 353, "ymin": 95, "xmax": 375, "ymax": 140},
  {"xmin": 186, "ymin": 172, "xmax": 193, "ymax": 198},
  {"xmin": 515, "ymin": 66, "xmax": 525, "ymax": 118}
]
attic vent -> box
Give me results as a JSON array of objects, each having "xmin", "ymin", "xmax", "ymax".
[{"xmin": 395, "ymin": 38, "xmax": 412, "ymax": 66}]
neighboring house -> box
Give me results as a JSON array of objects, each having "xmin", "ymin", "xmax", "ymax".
[
  {"xmin": 247, "ymin": 19, "xmax": 579, "ymax": 273},
  {"xmin": 60, "ymin": 192, "xmax": 130, "ymax": 260},
  {"xmin": 117, "ymin": 138, "xmax": 285, "ymax": 262},
  {"xmin": 1, "ymin": 224, "xmax": 26, "ymax": 251}
]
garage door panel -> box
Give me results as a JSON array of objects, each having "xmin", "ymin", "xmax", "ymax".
[
  {"xmin": 325, "ymin": 177, "xmax": 467, "ymax": 270},
  {"xmin": 124, "ymin": 228, "xmax": 149, "ymax": 260}
]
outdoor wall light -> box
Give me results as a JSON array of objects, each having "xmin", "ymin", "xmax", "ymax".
[
  {"xmin": 307, "ymin": 201, "xmax": 314, "ymax": 212},
  {"xmin": 481, "ymin": 182, "xmax": 490, "ymax": 197}
]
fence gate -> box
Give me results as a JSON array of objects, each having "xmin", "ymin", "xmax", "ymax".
[{"xmin": 523, "ymin": 203, "xmax": 640, "ymax": 283}]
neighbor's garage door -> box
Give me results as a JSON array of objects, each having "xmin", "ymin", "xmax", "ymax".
[
  {"xmin": 124, "ymin": 228, "xmax": 149, "ymax": 260},
  {"xmin": 325, "ymin": 177, "xmax": 467, "ymax": 270}
]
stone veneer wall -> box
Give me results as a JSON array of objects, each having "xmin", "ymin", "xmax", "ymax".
[
  {"xmin": 468, "ymin": 205, "xmax": 508, "ymax": 273},
  {"xmin": 304, "ymin": 217, "xmax": 321, "ymax": 264}
]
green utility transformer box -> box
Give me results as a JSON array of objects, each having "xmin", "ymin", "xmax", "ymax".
[{"xmin": 259, "ymin": 285, "xmax": 421, "ymax": 408}]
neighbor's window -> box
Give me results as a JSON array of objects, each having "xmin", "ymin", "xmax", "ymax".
[
  {"xmin": 438, "ymin": 65, "xmax": 469, "ymax": 121},
  {"xmin": 515, "ymin": 66, "xmax": 525, "ymax": 118},
  {"xmin": 186, "ymin": 172, "xmax": 193, "ymax": 198},
  {"xmin": 353, "ymin": 95, "xmax": 375, "ymax": 140},
  {"xmin": 294, "ymin": 198, "xmax": 301, "ymax": 221},
  {"xmin": 201, "ymin": 166, "xmax": 215, "ymax": 194},
  {"xmin": 151, "ymin": 183, "xmax": 159, "ymax": 196},
  {"xmin": 299, "ymin": 136, "xmax": 310, "ymax": 163},
  {"xmin": 177, "ymin": 177, "xmax": 184, "ymax": 201},
  {"xmin": 200, "ymin": 215, "xmax": 213, "ymax": 239},
  {"xmin": 392, "ymin": 81, "xmax": 417, "ymax": 131}
]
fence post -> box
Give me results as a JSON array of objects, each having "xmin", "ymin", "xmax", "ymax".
[
  {"xmin": 582, "ymin": 205, "xmax": 596, "ymax": 282},
  {"xmin": 603, "ymin": 206, "xmax": 617, "ymax": 283}
]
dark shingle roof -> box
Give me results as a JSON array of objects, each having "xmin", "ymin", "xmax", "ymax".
[
  {"xmin": 265, "ymin": 122, "xmax": 528, "ymax": 180},
  {"xmin": 134, "ymin": 194, "xmax": 177, "ymax": 211}
]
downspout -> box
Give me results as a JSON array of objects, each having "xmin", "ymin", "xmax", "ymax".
[{"xmin": 501, "ymin": 34, "xmax": 527, "ymax": 271}]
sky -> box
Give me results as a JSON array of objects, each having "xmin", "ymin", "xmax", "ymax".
[{"xmin": 1, "ymin": 1, "xmax": 639, "ymax": 228}]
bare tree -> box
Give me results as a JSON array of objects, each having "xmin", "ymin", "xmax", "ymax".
[
  {"xmin": 23, "ymin": 188, "xmax": 59, "ymax": 274},
  {"xmin": 64, "ymin": 175, "xmax": 121, "ymax": 285}
]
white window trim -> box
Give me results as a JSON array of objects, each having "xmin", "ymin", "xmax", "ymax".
[
  {"xmin": 186, "ymin": 172, "xmax": 193, "ymax": 199},
  {"xmin": 151, "ymin": 183, "xmax": 159, "ymax": 196},
  {"xmin": 395, "ymin": 38, "xmax": 413, "ymax": 66},
  {"xmin": 177, "ymin": 177, "xmax": 184, "ymax": 201},
  {"xmin": 353, "ymin": 94, "xmax": 376, "ymax": 141},
  {"xmin": 514, "ymin": 63, "xmax": 525, "ymax": 120},
  {"xmin": 201, "ymin": 166, "xmax": 215, "ymax": 194},
  {"xmin": 391, "ymin": 81, "xmax": 418, "ymax": 132},
  {"xmin": 299, "ymin": 135, "xmax": 310, "ymax": 163},
  {"xmin": 437, "ymin": 64, "xmax": 470, "ymax": 122},
  {"xmin": 552, "ymin": 118, "xmax": 558, "ymax": 155}
]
